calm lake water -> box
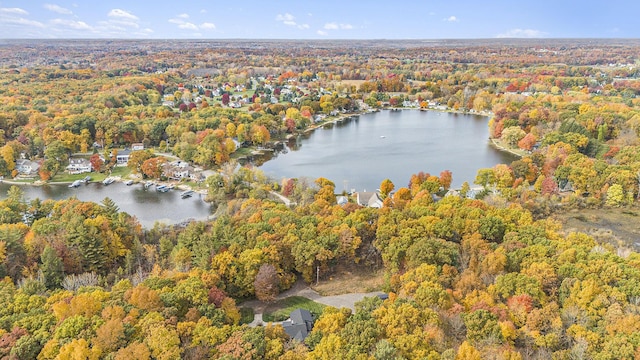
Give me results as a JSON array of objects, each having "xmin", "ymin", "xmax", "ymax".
[
  {"xmin": 0, "ymin": 182, "xmax": 211, "ymax": 228},
  {"xmin": 257, "ymin": 110, "xmax": 518, "ymax": 192},
  {"xmin": 0, "ymin": 110, "xmax": 515, "ymax": 227}
]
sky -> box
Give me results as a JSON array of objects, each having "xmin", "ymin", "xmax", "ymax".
[{"xmin": 0, "ymin": 1, "xmax": 638, "ymax": 40}]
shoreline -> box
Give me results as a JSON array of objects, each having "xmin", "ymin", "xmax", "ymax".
[
  {"xmin": 488, "ymin": 138, "xmax": 524, "ymax": 158},
  {"xmin": 6, "ymin": 106, "xmax": 491, "ymax": 188}
]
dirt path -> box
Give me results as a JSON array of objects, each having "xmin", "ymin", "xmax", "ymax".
[{"xmin": 241, "ymin": 280, "xmax": 385, "ymax": 327}]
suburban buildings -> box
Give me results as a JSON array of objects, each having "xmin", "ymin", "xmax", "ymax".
[
  {"xmin": 15, "ymin": 159, "xmax": 40, "ymax": 176},
  {"xmin": 66, "ymin": 158, "xmax": 92, "ymax": 174},
  {"xmin": 282, "ymin": 309, "xmax": 314, "ymax": 342},
  {"xmin": 356, "ymin": 191, "xmax": 383, "ymax": 208}
]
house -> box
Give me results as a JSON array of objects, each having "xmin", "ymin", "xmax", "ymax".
[
  {"xmin": 336, "ymin": 196, "xmax": 348, "ymax": 206},
  {"xmin": 282, "ymin": 309, "xmax": 314, "ymax": 342},
  {"xmin": 164, "ymin": 161, "xmax": 194, "ymax": 180},
  {"xmin": 66, "ymin": 158, "xmax": 92, "ymax": 174},
  {"xmin": 114, "ymin": 149, "xmax": 131, "ymax": 165},
  {"xmin": 189, "ymin": 171, "xmax": 205, "ymax": 182},
  {"xmin": 16, "ymin": 159, "xmax": 40, "ymax": 176},
  {"xmin": 131, "ymin": 143, "xmax": 144, "ymax": 151},
  {"xmin": 356, "ymin": 192, "xmax": 383, "ymax": 208}
]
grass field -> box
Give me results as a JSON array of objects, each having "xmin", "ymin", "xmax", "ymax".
[
  {"xmin": 51, "ymin": 165, "xmax": 132, "ymax": 183},
  {"xmin": 262, "ymin": 296, "xmax": 326, "ymax": 322},
  {"xmin": 239, "ymin": 307, "xmax": 255, "ymax": 324},
  {"xmin": 554, "ymin": 206, "xmax": 640, "ymax": 249},
  {"xmin": 312, "ymin": 267, "xmax": 386, "ymax": 296}
]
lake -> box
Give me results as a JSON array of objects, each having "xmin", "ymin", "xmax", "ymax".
[
  {"xmin": 0, "ymin": 110, "xmax": 515, "ymax": 227},
  {"xmin": 0, "ymin": 181, "xmax": 212, "ymax": 228},
  {"xmin": 257, "ymin": 110, "xmax": 518, "ymax": 192}
]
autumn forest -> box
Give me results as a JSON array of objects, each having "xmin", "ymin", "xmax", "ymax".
[{"xmin": 1, "ymin": 39, "xmax": 640, "ymax": 359}]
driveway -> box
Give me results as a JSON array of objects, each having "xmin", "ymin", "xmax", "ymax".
[{"xmin": 241, "ymin": 280, "xmax": 385, "ymax": 327}]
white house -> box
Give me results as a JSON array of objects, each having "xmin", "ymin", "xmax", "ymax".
[
  {"xmin": 66, "ymin": 158, "xmax": 92, "ymax": 174},
  {"xmin": 164, "ymin": 161, "xmax": 194, "ymax": 180},
  {"xmin": 356, "ymin": 192, "xmax": 383, "ymax": 208},
  {"xmin": 131, "ymin": 143, "xmax": 144, "ymax": 151},
  {"xmin": 16, "ymin": 159, "xmax": 40, "ymax": 176},
  {"xmin": 114, "ymin": 149, "xmax": 131, "ymax": 165}
]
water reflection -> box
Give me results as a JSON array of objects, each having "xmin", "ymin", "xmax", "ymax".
[
  {"xmin": 0, "ymin": 182, "xmax": 211, "ymax": 228},
  {"xmin": 256, "ymin": 110, "xmax": 518, "ymax": 191}
]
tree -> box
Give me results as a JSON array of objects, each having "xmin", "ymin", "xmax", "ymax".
[
  {"xmin": 606, "ymin": 184, "xmax": 625, "ymax": 207},
  {"xmin": 0, "ymin": 144, "xmax": 15, "ymax": 173},
  {"xmin": 379, "ymin": 179, "xmax": 394, "ymax": 199},
  {"xmin": 501, "ymin": 126, "xmax": 526, "ymax": 147},
  {"xmin": 478, "ymin": 216, "xmax": 506, "ymax": 243},
  {"xmin": 127, "ymin": 150, "xmax": 153, "ymax": 174},
  {"xmin": 89, "ymin": 153, "xmax": 104, "ymax": 172},
  {"xmin": 41, "ymin": 245, "xmax": 64, "ymax": 289},
  {"xmin": 254, "ymin": 263, "xmax": 280, "ymax": 301},
  {"xmin": 115, "ymin": 342, "xmax": 151, "ymax": 360},
  {"xmin": 439, "ymin": 170, "xmax": 453, "ymax": 190},
  {"xmin": 518, "ymin": 133, "xmax": 537, "ymax": 151},
  {"xmin": 460, "ymin": 181, "xmax": 470, "ymax": 198},
  {"xmin": 455, "ymin": 341, "xmax": 482, "ymax": 360},
  {"xmin": 474, "ymin": 168, "xmax": 496, "ymax": 189},
  {"xmin": 222, "ymin": 93, "xmax": 230, "ymax": 106},
  {"xmin": 141, "ymin": 157, "xmax": 166, "ymax": 179},
  {"xmin": 463, "ymin": 309, "xmax": 502, "ymax": 343},
  {"xmin": 43, "ymin": 140, "xmax": 68, "ymax": 177}
]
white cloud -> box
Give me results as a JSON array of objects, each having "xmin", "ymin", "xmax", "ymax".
[
  {"xmin": 443, "ymin": 16, "xmax": 458, "ymax": 22},
  {"xmin": 276, "ymin": 12, "xmax": 308, "ymax": 29},
  {"xmin": 200, "ymin": 9, "xmax": 207, "ymax": 14},
  {"xmin": 324, "ymin": 22, "xmax": 353, "ymax": 30},
  {"xmin": 179, "ymin": 22, "xmax": 198, "ymax": 30},
  {"xmin": 317, "ymin": 30, "xmax": 328, "ymax": 36},
  {"xmin": 177, "ymin": 13, "xmax": 189, "ymax": 19},
  {"xmin": 275, "ymin": 13, "xmax": 295, "ymax": 22},
  {"xmin": 50, "ymin": 18, "xmax": 91, "ymax": 30},
  {"xmin": 44, "ymin": 4, "xmax": 72, "ymax": 15},
  {"xmin": 324, "ymin": 22, "xmax": 338, "ymax": 30},
  {"xmin": 496, "ymin": 28, "xmax": 547, "ymax": 38},
  {"xmin": 0, "ymin": 7, "xmax": 28, "ymax": 15},
  {"xmin": 169, "ymin": 16, "xmax": 216, "ymax": 31},
  {"xmin": 1, "ymin": 16, "xmax": 44, "ymax": 28},
  {"xmin": 108, "ymin": 9, "xmax": 139, "ymax": 21}
]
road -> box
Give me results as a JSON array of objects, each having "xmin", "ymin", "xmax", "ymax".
[
  {"xmin": 269, "ymin": 191, "xmax": 296, "ymax": 206},
  {"xmin": 241, "ymin": 280, "xmax": 385, "ymax": 327}
]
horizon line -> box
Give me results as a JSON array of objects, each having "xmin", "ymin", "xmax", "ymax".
[{"xmin": 1, "ymin": 37, "xmax": 639, "ymax": 41}]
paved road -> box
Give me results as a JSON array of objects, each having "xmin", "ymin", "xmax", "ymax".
[
  {"xmin": 242, "ymin": 280, "xmax": 384, "ymax": 327},
  {"xmin": 269, "ymin": 191, "xmax": 296, "ymax": 206}
]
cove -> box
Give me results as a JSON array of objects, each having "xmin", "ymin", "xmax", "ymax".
[
  {"xmin": 257, "ymin": 110, "xmax": 518, "ymax": 192},
  {"xmin": 0, "ymin": 182, "xmax": 212, "ymax": 228}
]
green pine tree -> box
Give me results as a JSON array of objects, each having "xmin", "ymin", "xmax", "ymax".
[{"xmin": 41, "ymin": 246, "xmax": 64, "ymax": 289}]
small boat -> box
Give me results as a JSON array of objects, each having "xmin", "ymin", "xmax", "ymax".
[
  {"xmin": 156, "ymin": 185, "xmax": 169, "ymax": 193},
  {"xmin": 124, "ymin": 180, "xmax": 134, "ymax": 186},
  {"xmin": 144, "ymin": 181, "xmax": 154, "ymax": 189},
  {"xmin": 83, "ymin": 176, "xmax": 91, "ymax": 183},
  {"xmin": 181, "ymin": 190, "xmax": 194, "ymax": 199},
  {"xmin": 68, "ymin": 180, "xmax": 83, "ymax": 188},
  {"xmin": 380, "ymin": 135, "xmax": 386, "ymax": 139},
  {"xmin": 102, "ymin": 177, "xmax": 115, "ymax": 185}
]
